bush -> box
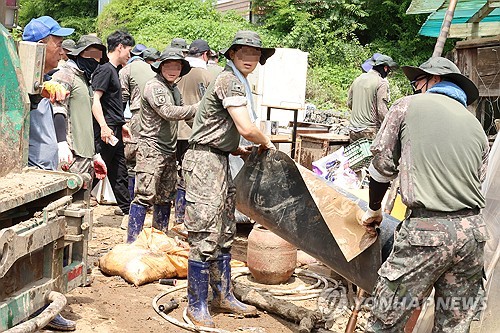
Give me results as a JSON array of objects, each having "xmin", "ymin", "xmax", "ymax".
[{"xmin": 97, "ymin": 0, "xmax": 278, "ymax": 52}]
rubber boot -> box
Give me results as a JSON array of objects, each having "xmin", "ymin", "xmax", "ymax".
[
  {"xmin": 127, "ymin": 203, "xmax": 147, "ymax": 243},
  {"xmin": 210, "ymin": 253, "xmax": 258, "ymax": 316},
  {"xmin": 46, "ymin": 314, "xmax": 77, "ymax": 331},
  {"xmin": 174, "ymin": 188, "xmax": 186, "ymax": 224},
  {"xmin": 128, "ymin": 176, "xmax": 135, "ymax": 201},
  {"xmin": 152, "ymin": 203, "xmax": 171, "ymax": 233},
  {"xmin": 31, "ymin": 306, "xmax": 76, "ymax": 332},
  {"xmin": 186, "ymin": 260, "xmax": 215, "ymax": 328}
]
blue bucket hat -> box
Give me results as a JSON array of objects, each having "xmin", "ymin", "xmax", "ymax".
[{"xmin": 22, "ymin": 16, "xmax": 74, "ymax": 42}]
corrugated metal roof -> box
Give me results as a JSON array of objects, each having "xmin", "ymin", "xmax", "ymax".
[
  {"xmin": 407, "ymin": 0, "xmax": 446, "ymax": 14},
  {"xmin": 407, "ymin": 0, "xmax": 500, "ymax": 37}
]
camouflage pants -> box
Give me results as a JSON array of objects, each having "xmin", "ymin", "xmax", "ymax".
[
  {"xmin": 124, "ymin": 142, "xmax": 137, "ymax": 177},
  {"xmin": 132, "ymin": 144, "xmax": 177, "ymax": 207},
  {"xmin": 124, "ymin": 112, "xmax": 140, "ymax": 177},
  {"xmin": 66, "ymin": 155, "xmax": 92, "ymax": 175},
  {"xmin": 349, "ymin": 127, "xmax": 378, "ymax": 142},
  {"xmin": 182, "ymin": 148, "xmax": 236, "ymax": 261},
  {"xmin": 366, "ymin": 210, "xmax": 488, "ymax": 333}
]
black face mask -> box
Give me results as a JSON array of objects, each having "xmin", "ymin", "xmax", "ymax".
[
  {"xmin": 373, "ymin": 65, "xmax": 389, "ymax": 79},
  {"xmin": 411, "ymin": 77, "xmax": 430, "ymax": 95},
  {"xmin": 76, "ymin": 57, "xmax": 99, "ymax": 82}
]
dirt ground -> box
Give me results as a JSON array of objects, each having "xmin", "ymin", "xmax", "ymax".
[{"xmin": 49, "ymin": 204, "xmax": 368, "ymax": 333}]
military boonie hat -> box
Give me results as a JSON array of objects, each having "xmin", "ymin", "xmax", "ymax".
[
  {"xmin": 68, "ymin": 35, "xmax": 108, "ymax": 64},
  {"xmin": 222, "ymin": 30, "xmax": 275, "ymax": 65},
  {"xmin": 142, "ymin": 47, "xmax": 160, "ymax": 61},
  {"xmin": 151, "ymin": 47, "xmax": 191, "ymax": 77},
  {"xmin": 402, "ymin": 57, "xmax": 479, "ymax": 105},
  {"xmin": 62, "ymin": 39, "xmax": 76, "ymax": 52},
  {"xmin": 370, "ymin": 54, "xmax": 398, "ymax": 69},
  {"xmin": 170, "ymin": 38, "xmax": 189, "ymax": 51}
]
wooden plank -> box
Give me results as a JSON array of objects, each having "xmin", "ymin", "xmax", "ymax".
[
  {"xmin": 455, "ymin": 35, "xmax": 500, "ymax": 49},
  {"xmin": 449, "ymin": 22, "xmax": 500, "ymax": 38},
  {"xmin": 477, "ymin": 46, "xmax": 500, "ymax": 76},
  {"xmin": 467, "ymin": 2, "xmax": 495, "ymax": 23}
]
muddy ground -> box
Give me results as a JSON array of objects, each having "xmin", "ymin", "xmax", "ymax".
[{"xmin": 46, "ymin": 204, "xmax": 368, "ymax": 333}]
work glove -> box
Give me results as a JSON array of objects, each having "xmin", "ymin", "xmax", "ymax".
[
  {"xmin": 41, "ymin": 81, "xmax": 69, "ymax": 103},
  {"xmin": 360, "ymin": 208, "xmax": 383, "ymax": 237},
  {"xmin": 93, "ymin": 153, "xmax": 107, "ymax": 180},
  {"xmin": 257, "ymin": 140, "xmax": 276, "ymax": 155},
  {"xmin": 58, "ymin": 141, "xmax": 73, "ymax": 166}
]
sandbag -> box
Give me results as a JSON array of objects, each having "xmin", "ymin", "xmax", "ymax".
[{"xmin": 99, "ymin": 228, "xmax": 189, "ymax": 286}]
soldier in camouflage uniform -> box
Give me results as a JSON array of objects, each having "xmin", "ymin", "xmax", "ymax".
[
  {"xmin": 182, "ymin": 31, "xmax": 276, "ymax": 328},
  {"xmin": 52, "ymin": 35, "xmax": 108, "ymax": 194},
  {"xmin": 126, "ymin": 48, "xmax": 199, "ymax": 243},
  {"xmin": 120, "ymin": 47, "xmax": 160, "ymax": 203},
  {"xmin": 347, "ymin": 54, "xmax": 397, "ymax": 142},
  {"xmin": 361, "ymin": 57, "xmax": 489, "ymax": 333}
]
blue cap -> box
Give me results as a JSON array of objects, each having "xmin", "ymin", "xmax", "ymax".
[{"xmin": 22, "ymin": 16, "xmax": 74, "ymax": 42}]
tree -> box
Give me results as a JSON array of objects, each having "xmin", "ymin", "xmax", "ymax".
[{"xmin": 19, "ymin": 0, "xmax": 98, "ymax": 39}]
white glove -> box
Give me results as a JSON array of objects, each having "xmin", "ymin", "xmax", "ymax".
[
  {"xmin": 58, "ymin": 141, "xmax": 73, "ymax": 165},
  {"xmin": 361, "ymin": 208, "xmax": 383, "ymax": 237}
]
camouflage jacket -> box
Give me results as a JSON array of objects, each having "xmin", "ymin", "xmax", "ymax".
[
  {"xmin": 368, "ymin": 93, "xmax": 488, "ymax": 211},
  {"xmin": 139, "ymin": 74, "xmax": 198, "ymax": 154}
]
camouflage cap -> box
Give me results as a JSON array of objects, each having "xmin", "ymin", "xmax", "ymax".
[
  {"xmin": 141, "ymin": 47, "xmax": 160, "ymax": 61},
  {"xmin": 222, "ymin": 30, "xmax": 275, "ymax": 65},
  {"xmin": 68, "ymin": 35, "xmax": 108, "ymax": 63},
  {"xmin": 170, "ymin": 38, "xmax": 189, "ymax": 51},
  {"xmin": 62, "ymin": 39, "xmax": 76, "ymax": 51},
  {"xmin": 402, "ymin": 57, "xmax": 479, "ymax": 105},
  {"xmin": 150, "ymin": 47, "xmax": 191, "ymax": 77}
]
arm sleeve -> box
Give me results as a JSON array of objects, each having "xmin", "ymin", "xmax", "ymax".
[
  {"xmin": 215, "ymin": 77, "xmax": 247, "ymax": 109},
  {"xmin": 145, "ymin": 87, "xmax": 197, "ymax": 121},
  {"xmin": 53, "ymin": 113, "xmax": 67, "ymax": 143},
  {"xmin": 347, "ymin": 84, "xmax": 353, "ymax": 109},
  {"xmin": 369, "ymin": 177, "xmax": 391, "ymax": 210},
  {"xmin": 368, "ymin": 96, "xmax": 410, "ymax": 183},
  {"xmin": 91, "ymin": 65, "xmax": 110, "ymax": 93},
  {"xmin": 376, "ymin": 80, "xmax": 390, "ymax": 126},
  {"xmin": 119, "ymin": 66, "xmax": 131, "ymax": 104},
  {"xmin": 479, "ymin": 137, "xmax": 490, "ymax": 184}
]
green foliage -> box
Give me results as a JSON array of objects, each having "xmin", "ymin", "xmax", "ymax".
[
  {"xmin": 253, "ymin": 0, "xmax": 367, "ymax": 66},
  {"xmin": 97, "ymin": 0, "xmax": 277, "ymax": 52},
  {"xmin": 19, "ymin": 0, "xmax": 97, "ymax": 39},
  {"xmin": 17, "ymin": 0, "xmax": 447, "ymax": 111}
]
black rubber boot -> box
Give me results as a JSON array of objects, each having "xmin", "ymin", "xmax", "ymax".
[
  {"xmin": 210, "ymin": 253, "xmax": 258, "ymax": 316},
  {"xmin": 186, "ymin": 260, "xmax": 215, "ymax": 327}
]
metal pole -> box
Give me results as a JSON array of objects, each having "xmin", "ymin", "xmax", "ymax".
[{"xmin": 432, "ymin": 0, "xmax": 458, "ymax": 57}]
